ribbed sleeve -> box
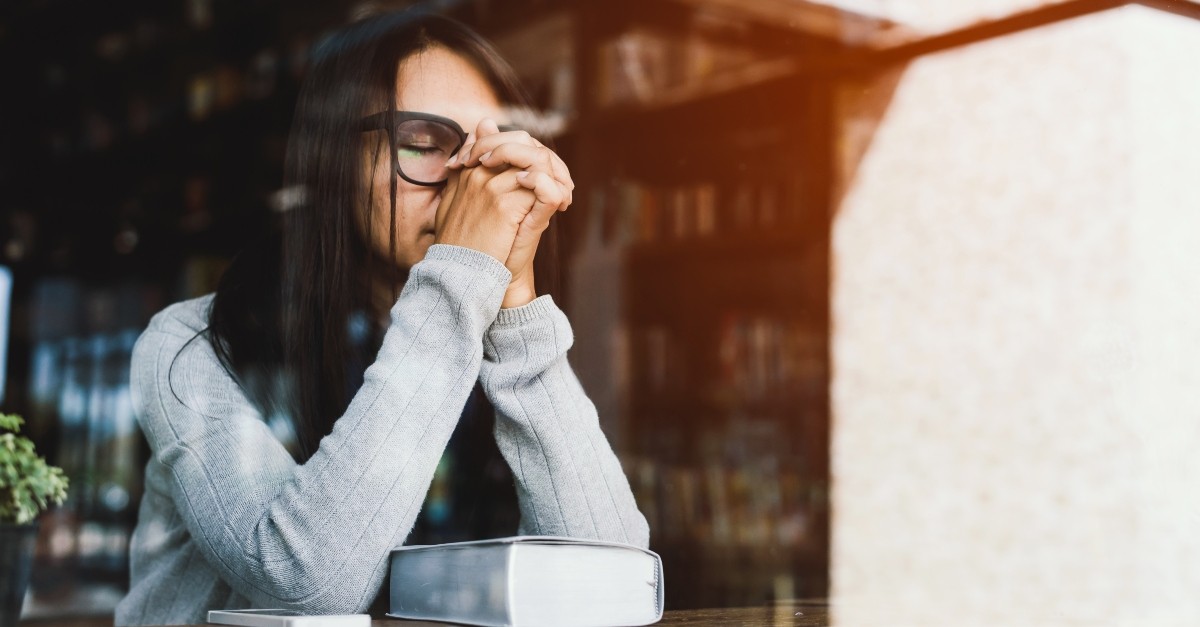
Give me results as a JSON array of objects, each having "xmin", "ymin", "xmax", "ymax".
[
  {"xmin": 480, "ymin": 294, "xmax": 651, "ymax": 549},
  {"xmin": 120, "ymin": 244, "xmax": 510, "ymax": 622}
]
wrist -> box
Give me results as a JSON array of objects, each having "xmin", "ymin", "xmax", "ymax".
[{"xmin": 501, "ymin": 283, "xmax": 537, "ymax": 309}]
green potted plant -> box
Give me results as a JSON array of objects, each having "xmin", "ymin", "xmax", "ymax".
[{"xmin": 1, "ymin": 413, "xmax": 68, "ymax": 627}]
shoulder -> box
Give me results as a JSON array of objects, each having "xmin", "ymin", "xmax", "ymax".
[
  {"xmin": 143, "ymin": 293, "xmax": 216, "ymax": 340},
  {"xmin": 132, "ymin": 293, "xmax": 228, "ymax": 398},
  {"xmin": 132, "ymin": 292, "xmax": 260, "ymax": 428}
]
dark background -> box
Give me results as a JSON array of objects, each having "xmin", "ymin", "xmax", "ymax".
[{"xmin": 0, "ymin": 0, "xmax": 882, "ymax": 618}]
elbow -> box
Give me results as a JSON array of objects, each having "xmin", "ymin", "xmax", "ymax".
[
  {"xmin": 243, "ymin": 525, "xmax": 380, "ymax": 613},
  {"xmin": 291, "ymin": 589, "xmax": 375, "ymax": 617},
  {"xmin": 250, "ymin": 563, "xmax": 377, "ymax": 615}
]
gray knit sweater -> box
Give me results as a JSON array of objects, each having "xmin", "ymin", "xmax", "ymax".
[{"xmin": 114, "ymin": 244, "xmax": 650, "ymax": 625}]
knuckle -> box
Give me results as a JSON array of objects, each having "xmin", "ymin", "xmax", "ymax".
[
  {"xmin": 483, "ymin": 175, "xmax": 507, "ymax": 194},
  {"xmin": 467, "ymin": 166, "xmax": 490, "ymax": 185}
]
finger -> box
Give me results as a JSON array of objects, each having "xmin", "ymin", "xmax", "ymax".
[
  {"xmin": 516, "ymin": 171, "xmax": 566, "ymax": 225},
  {"xmin": 486, "ymin": 169, "xmax": 537, "ymax": 226},
  {"xmin": 460, "ymin": 128, "xmax": 535, "ymax": 168},
  {"xmin": 486, "ymin": 145, "xmax": 569, "ymax": 211},
  {"xmin": 479, "ymin": 143, "xmax": 572, "ymax": 205},
  {"xmin": 516, "ymin": 170, "xmax": 570, "ymax": 213},
  {"xmin": 463, "ymin": 118, "xmax": 501, "ymax": 164},
  {"xmin": 544, "ymin": 150, "xmax": 574, "ymax": 205},
  {"xmin": 449, "ymin": 119, "xmax": 504, "ymax": 169},
  {"xmin": 525, "ymin": 139, "xmax": 574, "ymax": 208},
  {"xmin": 527, "ymin": 136, "xmax": 574, "ymax": 192},
  {"xmin": 447, "ymin": 129, "xmax": 477, "ymax": 169},
  {"xmin": 540, "ymin": 141, "xmax": 569, "ymax": 181},
  {"xmin": 477, "ymin": 137, "xmax": 573, "ymax": 202},
  {"xmin": 477, "ymin": 142, "xmax": 549, "ymax": 172},
  {"xmin": 525, "ymin": 135, "xmax": 572, "ymax": 180},
  {"xmin": 475, "ymin": 117, "xmax": 501, "ymax": 138}
]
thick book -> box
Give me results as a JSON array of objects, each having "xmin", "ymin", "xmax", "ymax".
[{"xmin": 387, "ymin": 536, "xmax": 664, "ymax": 627}]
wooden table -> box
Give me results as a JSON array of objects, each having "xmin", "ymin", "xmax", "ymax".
[
  {"xmin": 384, "ymin": 601, "xmax": 830, "ymax": 627},
  {"xmin": 21, "ymin": 601, "xmax": 831, "ymax": 627},
  {"xmin": 657, "ymin": 600, "xmax": 829, "ymax": 626}
]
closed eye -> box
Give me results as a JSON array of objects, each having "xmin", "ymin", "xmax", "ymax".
[{"xmin": 398, "ymin": 144, "xmax": 444, "ymax": 158}]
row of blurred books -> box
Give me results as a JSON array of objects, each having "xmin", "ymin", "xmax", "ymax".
[
  {"xmin": 624, "ymin": 420, "xmax": 825, "ymax": 550},
  {"xmin": 629, "ymin": 313, "xmax": 825, "ymax": 403},
  {"xmin": 593, "ymin": 177, "xmax": 795, "ymax": 245}
]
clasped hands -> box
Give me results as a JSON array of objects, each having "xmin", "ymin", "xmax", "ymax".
[{"xmin": 433, "ymin": 118, "xmax": 574, "ymax": 309}]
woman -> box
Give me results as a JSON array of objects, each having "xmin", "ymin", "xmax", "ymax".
[{"xmin": 115, "ymin": 10, "xmax": 648, "ymax": 626}]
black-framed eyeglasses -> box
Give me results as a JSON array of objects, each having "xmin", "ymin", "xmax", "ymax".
[{"xmin": 360, "ymin": 110, "xmax": 520, "ymax": 187}]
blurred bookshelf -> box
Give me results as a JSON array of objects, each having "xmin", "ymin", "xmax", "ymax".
[
  {"xmin": 1, "ymin": 0, "xmax": 888, "ymax": 618},
  {"xmin": 542, "ymin": 0, "xmax": 853, "ymax": 610},
  {"xmin": 3, "ymin": 0, "xmax": 359, "ymax": 617}
]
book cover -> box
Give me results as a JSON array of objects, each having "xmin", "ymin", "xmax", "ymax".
[{"xmin": 388, "ymin": 536, "xmax": 663, "ymax": 627}]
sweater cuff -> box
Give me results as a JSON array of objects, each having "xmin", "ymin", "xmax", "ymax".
[
  {"xmin": 493, "ymin": 294, "xmax": 558, "ymax": 328},
  {"xmin": 423, "ymin": 244, "xmax": 512, "ymax": 289}
]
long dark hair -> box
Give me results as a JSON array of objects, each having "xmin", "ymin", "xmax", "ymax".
[{"xmin": 206, "ymin": 10, "xmax": 561, "ymax": 462}]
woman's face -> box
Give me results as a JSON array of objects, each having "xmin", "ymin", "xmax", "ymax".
[{"xmin": 360, "ymin": 45, "xmax": 505, "ymax": 272}]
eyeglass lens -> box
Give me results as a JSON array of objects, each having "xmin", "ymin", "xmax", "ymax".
[{"xmin": 394, "ymin": 119, "xmax": 462, "ymax": 184}]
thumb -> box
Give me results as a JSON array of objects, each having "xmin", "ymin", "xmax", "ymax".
[
  {"xmin": 434, "ymin": 170, "xmax": 460, "ymax": 236},
  {"xmin": 475, "ymin": 117, "xmax": 501, "ymax": 139}
]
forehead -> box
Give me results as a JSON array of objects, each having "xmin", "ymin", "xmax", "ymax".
[{"xmin": 395, "ymin": 46, "xmax": 505, "ymax": 132}]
